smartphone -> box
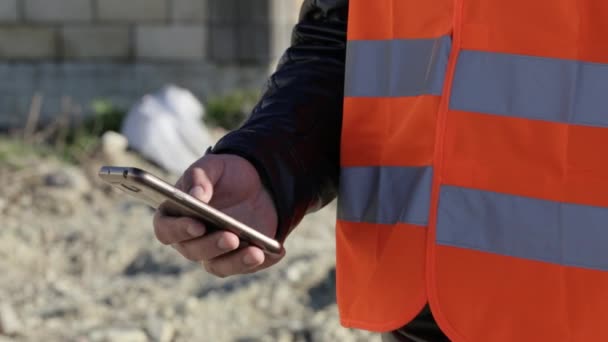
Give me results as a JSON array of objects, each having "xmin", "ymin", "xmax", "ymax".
[{"xmin": 98, "ymin": 166, "xmax": 283, "ymax": 255}]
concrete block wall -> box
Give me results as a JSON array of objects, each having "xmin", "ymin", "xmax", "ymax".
[
  {"xmin": 0, "ymin": 0, "xmax": 303, "ymax": 126},
  {"xmin": 0, "ymin": 1, "xmax": 18, "ymax": 22},
  {"xmin": 0, "ymin": 0, "xmax": 300, "ymax": 62},
  {"xmin": 97, "ymin": 0, "xmax": 168, "ymax": 22},
  {"xmin": 24, "ymin": 0, "xmax": 93, "ymax": 22}
]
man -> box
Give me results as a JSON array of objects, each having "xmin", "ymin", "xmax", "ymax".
[{"xmin": 153, "ymin": 0, "xmax": 608, "ymax": 341}]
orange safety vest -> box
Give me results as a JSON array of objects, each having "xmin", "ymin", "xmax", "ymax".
[{"xmin": 337, "ymin": 0, "xmax": 608, "ymax": 341}]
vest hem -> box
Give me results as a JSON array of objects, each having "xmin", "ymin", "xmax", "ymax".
[{"xmin": 339, "ymin": 317, "xmax": 417, "ymax": 333}]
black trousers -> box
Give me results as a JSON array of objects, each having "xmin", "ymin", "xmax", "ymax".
[{"xmin": 380, "ymin": 305, "xmax": 451, "ymax": 342}]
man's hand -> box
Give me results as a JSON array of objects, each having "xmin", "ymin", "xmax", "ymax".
[{"xmin": 153, "ymin": 154, "xmax": 283, "ymax": 277}]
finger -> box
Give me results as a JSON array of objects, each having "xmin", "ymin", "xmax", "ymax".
[
  {"xmin": 203, "ymin": 246, "xmax": 266, "ymax": 278},
  {"xmin": 173, "ymin": 230, "xmax": 240, "ymax": 262},
  {"xmin": 153, "ymin": 210, "xmax": 206, "ymax": 244},
  {"xmin": 203, "ymin": 244, "xmax": 286, "ymax": 277}
]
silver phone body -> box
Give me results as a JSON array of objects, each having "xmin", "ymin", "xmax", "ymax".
[{"xmin": 98, "ymin": 166, "xmax": 283, "ymax": 255}]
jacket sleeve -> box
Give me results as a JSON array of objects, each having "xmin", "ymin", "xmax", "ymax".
[{"xmin": 210, "ymin": 0, "xmax": 348, "ymax": 242}]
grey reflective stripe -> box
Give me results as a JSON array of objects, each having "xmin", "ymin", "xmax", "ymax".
[
  {"xmin": 437, "ymin": 185, "xmax": 608, "ymax": 271},
  {"xmin": 450, "ymin": 50, "xmax": 608, "ymax": 127},
  {"xmin": 338, "ymin": 166, "xmax": 432, "ymax": 226},
  {"xmin": 344, "ymin": 36, "xmax": 451, "ymax": 97}
]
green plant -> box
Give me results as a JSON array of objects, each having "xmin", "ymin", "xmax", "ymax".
[
  {"xmin": 53, "ymin": 99, "xmax": 126, "ymax": 163},
  {"xmin": 204, "ymin": 90, "xmax": 259, "ymax": 130},
  {"xmin": 34, "ymin": 99, "xmax": 126, "ymax": 164},
  {"xmin": 86, "ymin": 99, "xmax": 127, "ymax": 136},
  {"xmin": 0, "ymin": 137, "xmax": 54, "ymax": 167},
  {"xmin": 0, "ymin": 98, "xmax": 128, "ymax": 166}
]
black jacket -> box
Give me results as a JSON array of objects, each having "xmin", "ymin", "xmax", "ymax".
[{"xmin": 211, "ymin": 0, "xmax": 348, "ymax": 242}]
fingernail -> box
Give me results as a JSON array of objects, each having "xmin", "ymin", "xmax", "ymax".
[
  {"xmin": 189, "ymin": 186, "xmax": 205, "ymax": 201},
  {"xmin": 216, "ymin": 236, "xmax": 232, "ymax": 250},
  {"xmin": 187, "ymin": 224, "xmax": 205, "ymax": 237},
  {"xmin": 242, "ymin": 254, "xmax": 258, "ymax": 266}
]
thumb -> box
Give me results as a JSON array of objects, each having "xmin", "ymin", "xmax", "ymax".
[{"xmin": 186, "ymin": 156, "xmax": 225, "ymax": 204}]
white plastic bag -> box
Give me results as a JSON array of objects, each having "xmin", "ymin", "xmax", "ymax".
[{"xmin": 121, "ymin": 85, "xmax": 212, "ymax": 174}]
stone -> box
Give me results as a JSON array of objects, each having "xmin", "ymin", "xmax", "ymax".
[
  {"xmin": 39, "ymin": 304, "xmax": 79, "ymax": 319},
  {"xmin": 44, "ymin": 171, "xmax": 72, "ymax": 188},
  {"xmin": 101, "ymin": 131, "xmax": 128, "ymax": 161},
  {"xmin": 24, "ymin": 0, "xmax": 93, "ymax": 22},
  {"xmin": 307, "ymin": 267, "xmax": 336, "ymax": 311},
  {"xmin": 101, "ymin": 131, "xmax": 129, "ymax": 151},
  {"xmin": 275, "ymin": 329, "xmax": 293, "ymax": 342},
  {"xmin": 135, "ymin": 25, "xmax": 206, "ymax": 60},
  {"xmin": 44, "ymin": 166, "xmax": 91, "ymax": 193},
  {"xmin": 123, "ymin": 250, "xmax": 184, "ymax": 276},
  {"xmin": 285, "ymin": 261, "xmax": 306, "ymax": 283},
  {"xmin": 36, "ymin": 165, "xmax": 92, "ymax": 215},
  {"xmin": 89, "ymin": 328, "xmax": 148, "ymax": 342},
  {"xmin": 0, "ymin": 303, "xmax": 23, "ymax": 336},
  {"xmin": 146, "ymin": 316, "xmax": 175, "ymax": 342},
  {"xmin": 61, "ymin": 26, "xmax": 130, "ymax": 59}
]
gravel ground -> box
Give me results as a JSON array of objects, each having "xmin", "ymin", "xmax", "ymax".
[{"xmin": 0, "ymin": 144, "xmax": 381, "ymax": 342}]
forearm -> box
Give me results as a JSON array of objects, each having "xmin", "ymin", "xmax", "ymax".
[{"xmin": 211, "ymin": 0, "xmax": 348, "ymax": 241}]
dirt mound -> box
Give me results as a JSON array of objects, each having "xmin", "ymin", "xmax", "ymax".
[{"xmin": 0, "ymin": 152, "xmax": 379, "ymax": 341}]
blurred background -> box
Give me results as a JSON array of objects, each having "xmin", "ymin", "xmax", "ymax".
[{"xmin": 0, "ymin": 1, "xmax": 379, "ymax": 341}]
